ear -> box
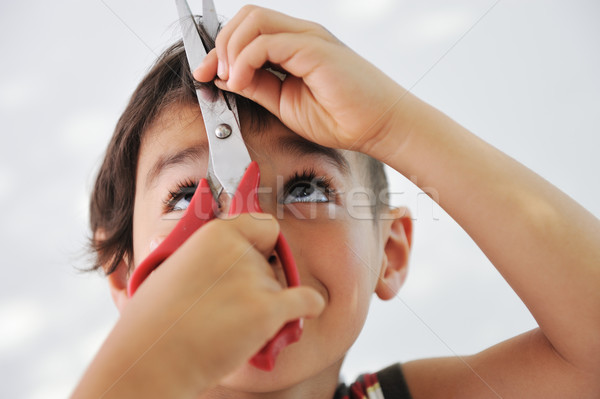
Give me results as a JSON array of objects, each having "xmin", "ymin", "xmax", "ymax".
[
  {"xmin": 375, "ymin": 207, "xmax": 413, "ymax": 300},
  {"xmin": 95, "ymin": 229, "xmax": 130, "ymax": 313},
  {"xmin": 107, "ymin": 260, "xmax": 130, "ymax": 313}
]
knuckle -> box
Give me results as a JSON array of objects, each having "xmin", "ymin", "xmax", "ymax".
[
  {"xmin": 309, "ymin": 22, "xmax": 341, "ymax": 44},
  {"xmin": 238, "ymin": 213, "xmax": 278, "ymax": 237},
  {"xmin": 253, "ymin": 34, "xmax": 270, "ymax": 49},
  {"xmin": 243, "ymin": 5, "xmax": 264, "ymax": 22},
  {"xmin": 308, "ymin": 21, "xmax": 325, "ymax": 32},
  {"xmin": 267, "ymin": 216, "xmax": 280, "ymax": 237},
  {"xmin": 193, "ymin": 219, "xmax": 243, "ymax": 252},
  {"xmin": 240, "ymin": 4, "xmax": 259, "ymax": 14},
  {"xmin": 248, "ymin": 211, "xmax": 275, "ymax": 225},
  {"xmin": 227, "ymin": 235, "xmax": 253, "ymax": 259},
  {"xmin": 197, "ymin": 218, "xmax": 227, "ymax": 239}
]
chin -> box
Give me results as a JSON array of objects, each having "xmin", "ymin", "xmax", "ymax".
[
  {"xmin": 219, "ymin": 349, "xmax": 311, "ymax": 393},
  {"xmin": 219, "ymin": 366, "xmax": 290, "ymax": 393},
  {"xmin": 217, "ymin": 344, "xmax": 345, "ymax": 394}
]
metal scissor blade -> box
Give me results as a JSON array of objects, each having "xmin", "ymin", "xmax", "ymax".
[
  {"xmin": 206, "ymin": 154, "xmax": 222, "ymax": 198},
  {"xmin": 175, "ymin": 0, "xmax": 207, "ymax": 70},
  {"xmin": 202, "ymin": 0, "xmax": 219, "ymax": 39},
  {"xmin": 207, "ymin": 119, "xmax": 252, "ymax": 198},
  {"xmin": 175, "ymin": 0, "xmax": 252, "ymax": 198}
]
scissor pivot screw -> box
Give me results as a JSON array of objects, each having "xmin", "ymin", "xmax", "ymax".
[{"xmin": 215, "ymin": 123, "xmax": 232, "ymax": 139}]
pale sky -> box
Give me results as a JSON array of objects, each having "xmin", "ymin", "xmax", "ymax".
[{"xmin": 1, "ymin": 1, "xmax": 599, "ymax": 398}]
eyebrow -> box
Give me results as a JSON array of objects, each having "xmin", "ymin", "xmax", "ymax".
[
  {"xmin": 145, "ymin": 135, "xmax": 349, "ymax": 189},
  {"xmin": 145, "ymin": 144, "xmax": 207, "ymax": 189},
  {"xmin": 274, "ymin": 135, "xmax": 350, "ymax": 174}
]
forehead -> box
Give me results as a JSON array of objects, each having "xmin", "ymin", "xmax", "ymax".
[{"xmin": 138, "ymin": 104, "xmax": 355, "ymax": 187}]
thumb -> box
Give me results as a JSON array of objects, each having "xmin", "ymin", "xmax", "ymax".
[
  {"xmin": 225, "ymin": 213, "xmax": 280, "ymax": 258},
  {"xmin": 276, "ymin": 286, "xmax": 325, "ymax": 321}
]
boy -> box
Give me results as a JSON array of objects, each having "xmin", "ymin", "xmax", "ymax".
[{"xmin": 73, "ymin": 6, "xmax": 600, "ymax": 398}]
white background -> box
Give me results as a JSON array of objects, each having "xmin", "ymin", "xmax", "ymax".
[{"xmin": 1, "ymin": 1, "xmax": 599, "ymax": 397}]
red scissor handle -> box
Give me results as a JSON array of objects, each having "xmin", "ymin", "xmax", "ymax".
[
  {"xmin": 127, "ymin": 161, "xmax": 302, "ymax": 371},
  {"xmin": 127, "ymin": 178, "xmax": 215, "ymax": 297},
  {"xmin": 231, "ymin": 162, "xmax": 302, "ymax": 370}
]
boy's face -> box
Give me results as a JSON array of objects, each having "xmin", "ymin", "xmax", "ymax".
[{"xmin": 129, "ymin": 105, "xmax": 398, "ymax": 392}]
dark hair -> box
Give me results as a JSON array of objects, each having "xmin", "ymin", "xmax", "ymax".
[{"xmin": 89, "ymin": 23, "xmax": 388, "ymax": 275}]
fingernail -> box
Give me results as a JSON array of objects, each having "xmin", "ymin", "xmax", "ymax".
[
  {"xmin": 214, "ymin": 78, "xmax": 229, "ymax": 90},
  {"xmin": 217, "ymin": 60, "xmax": 226, "ymax": 79}
]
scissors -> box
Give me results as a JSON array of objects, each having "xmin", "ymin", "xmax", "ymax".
[{"xmin": 126, "ymin": 0, "xmax": 303, "ymax": 371}]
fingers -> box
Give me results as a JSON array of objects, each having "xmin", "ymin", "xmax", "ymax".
[
  {"xmin": 194, "ymin": 48, "xmax": 218, "ymax": 82},
  {"xmin": 193, "ymin": 5, "xmax": 338, "ymax": 123},
  {"xmin": 168, "ymin": 213, "xmax": 280, "ymax": 274},
  {"xmin": 208, "ymin": 32, "xmax": 332, "ymax": 124},
  {"xmin": 210, "ymin": 213, "xmax": 280, "ymax": 259},
  {"xmin": 276, "ymin": 286, "xmax": 325, "ymax": 321},
  {"xmin": 214, "ymin": 5, "xmax": 331, "ymax": 81},
  {"xmin": 229, "ymin": 32, "xmax": 329, "ymax": 90},
  {"xmin": 154, "ymin": 213, "xmax": 280, "ymax": 301},
  {"xmin": 214, "ymin": 68, "xmax": 285, "ymax": 121},
  {"xmin": 194, "ymin": 6, "xmax": 335, "ymax": 85}
]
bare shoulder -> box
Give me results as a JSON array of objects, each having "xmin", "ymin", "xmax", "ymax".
[{"xmin": 401, "ymin": 328, "xmax": 599, "ymax": 399}]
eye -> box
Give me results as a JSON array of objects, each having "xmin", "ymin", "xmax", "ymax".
[
  {"xmin": 282, "ymin": 181, "xmax": 329, "ymax": 204},
  {"xmin": 164, "ymin": 180, "xmax": 197, "ymax": 213},
  {"xmin": 170, "ymin": 188, "xmax": 195, "ymax": 211},
  {"xmin": 281, "ymin": 170, "xmax": 335, "ymax": 204}
]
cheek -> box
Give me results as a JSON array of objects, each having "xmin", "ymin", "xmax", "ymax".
[
  {"xmin": 289, "ymin": 219, "xmax": 378, "ymax": 336},
  {"xmin": 131, "ymin": 195, "xmax": 179, "ymax": 268}
]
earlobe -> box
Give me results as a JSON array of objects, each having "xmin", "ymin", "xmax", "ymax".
[
  {"xmin": 375, "ymin": 207, "xmax": 413, "ymax": 300},
  {"xmin": 107, "ymin": 261, "xmax": 130, "ymax": 313},
  {"xmin": 95, "ymin": 229, "xmax": 131, "ymax": 313}
]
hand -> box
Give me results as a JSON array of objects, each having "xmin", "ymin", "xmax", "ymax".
[
  {"xmin": 73, "ymin": 214, "xmax": 324, "ymax": 398},
  {"xmin": 194, "ymin": 6, "xmax": 413, "ymax": 158}
]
